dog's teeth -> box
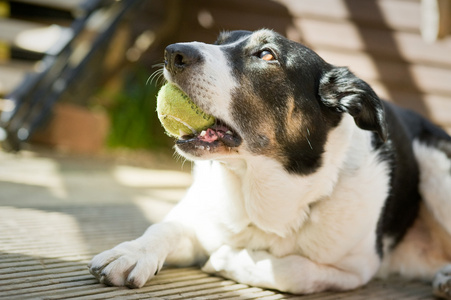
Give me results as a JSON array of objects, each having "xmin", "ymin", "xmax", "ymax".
[
  {"xmin": 198, "ymin": 146, "xmax": 205, "ymax": 150},
  {"xmin": 206, "ymin": 146, "xmax": 210, "ymax": 151},
  {"xmin": 200, "ymin": 130, "xmax": 207, "ymax": 137},
  {"xmin": 226, "ymin": 130, "xmax": 233, "ymax": 135}
]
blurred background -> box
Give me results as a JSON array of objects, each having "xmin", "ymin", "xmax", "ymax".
[{"xmin": 0, "ymin": 0, "xmax": 450, "ymax": 156}]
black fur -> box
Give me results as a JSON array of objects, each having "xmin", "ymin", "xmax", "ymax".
[
  {"xmin": 375, "ymin": 103, "xmax": 451, "ymax": 256},
  {"xmin": 319, "ymin": 67, "xmax": 388, "ymax": 142},
  {"xmin": 374, "ymin": 103, "xmax": 421, "ymax": 256}
]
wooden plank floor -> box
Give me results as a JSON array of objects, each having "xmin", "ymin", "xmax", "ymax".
[{"xmin": 0, "ymin": 149, "xmax": 436, "ymax": 299}]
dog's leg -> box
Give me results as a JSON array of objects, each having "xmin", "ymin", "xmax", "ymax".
[
  {"xmin": 433, "ymin": 264, "xmax": 451, "ymax": 299},
  {"xmin": 414, "ymin": 141, "xmax": 451, "ymax": 234},
  {"xmin": 202, "ymin": 245, "xmax": 373, "ymax": 294},
  {"xmin": 414, "ymin": 141, "xmax": 451, "ymax": 298},
  {"xmin": 89, "ymin": 221, "xmax": 204, "ymax": 288}
]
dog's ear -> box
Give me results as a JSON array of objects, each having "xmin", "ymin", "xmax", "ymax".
[{"xmin": 319, "ymin": 66, "xmax": 387, "ymax": 141}]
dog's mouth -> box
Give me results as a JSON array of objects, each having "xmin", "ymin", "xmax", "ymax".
[{"xmin": 176, "ymin": 119, "xmax": 242, "ymax": 152}]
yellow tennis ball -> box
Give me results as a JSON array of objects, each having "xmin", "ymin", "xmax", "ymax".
[{"xmin": 156, "ymin": 83, "xmax": 215, "ymax": 138}]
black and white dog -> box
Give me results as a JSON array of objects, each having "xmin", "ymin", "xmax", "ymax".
[{"xmin": 89, "ymin": 29, "xmax": 451, "ymax": 298}]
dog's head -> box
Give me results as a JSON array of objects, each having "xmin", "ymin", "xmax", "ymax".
[{"xmin": 163, "ymin": 29, "xmax": 387, "ymax": 174}]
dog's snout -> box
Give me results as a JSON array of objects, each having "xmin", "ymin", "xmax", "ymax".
[{"xmin": 164, "ymin": 44, "xmax": 202, "ymax": 74}]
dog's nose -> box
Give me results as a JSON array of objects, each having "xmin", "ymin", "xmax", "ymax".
[{"xmin": 164, "ymin": 44, "xmax": 202, "ymax": 74}]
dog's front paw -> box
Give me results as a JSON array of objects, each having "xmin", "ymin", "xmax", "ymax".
[
  {"xmin": 433, "ymin": 264, "xmax": 451, "ymax": 299},
  {"xmin": 88, "ymin": 240, "xmax": 165, "ymax": 288}
]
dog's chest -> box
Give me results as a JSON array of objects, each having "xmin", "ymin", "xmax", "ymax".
[{"xmin": 214, "ymin": 154, "xmax": 389, "ymax": 264}]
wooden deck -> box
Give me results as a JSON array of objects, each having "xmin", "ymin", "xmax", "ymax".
[{"xmin": 0, "ymin": 149, "xmax": 436, "ymax": 299}]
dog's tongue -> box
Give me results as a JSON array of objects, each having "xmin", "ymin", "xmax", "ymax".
[
  {"xmin": 197, "ymin": 127, "xmax": 241, "ymax": 147},
  {"xmin": 177, "ymin": 122, "xmax": 242, "ymax": 148},
  {"xmin": 199, "ymin": 128, "xmax": 220, "ymax": 143}
]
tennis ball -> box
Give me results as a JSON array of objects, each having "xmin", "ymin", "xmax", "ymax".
[{"xmin": 156, "ymin": 83, "xmax": 215, "ymax": 138}]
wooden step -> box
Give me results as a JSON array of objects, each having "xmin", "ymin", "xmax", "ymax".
[
  {"xmin": 0, "ymin": 59, "xmax": 36, "ymax": 96},
  {"xmin": 0, "ymin": 18, "xmax": 69, "ymax": 55}
]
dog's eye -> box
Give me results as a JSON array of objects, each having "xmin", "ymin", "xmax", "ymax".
[{"xmin": 258, "ymin": 50, "xmax": 275, "ymax": 61}]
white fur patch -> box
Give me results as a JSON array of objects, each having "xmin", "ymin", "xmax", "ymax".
[
  {"xmin": 414, "ymin": 140, "xmax": 451, "ymax": 234},
  {"xmin": 377, "ymin": 140, "xmax": 451, "ymax": 280},
  {"xmin": 163, "ymin": 42, "xmax": 238, "ymax": 129}
]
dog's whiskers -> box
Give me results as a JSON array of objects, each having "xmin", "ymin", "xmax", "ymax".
[
  {"xmin": 306, "ymin": 128, "xmax": 313, "ymax": 150},
  {"xmin": 147, "ymin": 64, "xmax": 166, "ymax": 86},
  {"xmin": 172, "ymin": 149, "xmax": 191, "ymax": 169}
]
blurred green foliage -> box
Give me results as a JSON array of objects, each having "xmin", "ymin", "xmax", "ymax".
[{"xmin": 105, "ymin": 67, "xmax": 172, "ymax": 150}]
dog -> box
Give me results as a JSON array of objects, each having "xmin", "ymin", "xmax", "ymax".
[{"xmin": 89, "ymin": 29, "xmax": 451, "ymax": 298}]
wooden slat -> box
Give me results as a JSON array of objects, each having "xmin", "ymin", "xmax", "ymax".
[
  {"xmin": 421, "ymin": 0, "xmax": 451, "ymax": 42},
  {"xmin": 193, "ymin": 0, "xmax": 297, "ymax": 18},
  {"xmin": 193, "ymin": 0, "xmax": 421, "ymax": 32},
  {"xmin": 0, "ymin": 18, "xmax": 68, "ymax": 53},
  {"xmin": 276, "ymin": 0, "xmax": 421, "ymax": 32},
  {"xmin": 364, "ymin": 80, "xmax": 451, "ymax": 127},
  {"xmin": 0, "ymin": 60, "xmax": 35, "ymax": 96},
  {"xmin": 314, "ymin": 48, "xmax": 451, "ymax": 96},
  {"xmin": 0, "ymin": 18, "xmax": 52, "ymax": 44},
  {"xmin": 163, "ymin": 282, "xmax": 252, "ymax": 299},
  {"xmin": 12, "ymin": 0, "xmax": 86, "ymax": 12},
  {"xmin": 171, "ymin": 5, "xmax": 292, "ymax": 42},
  {"xmin": 294, "ymin": 18, "xmax": 451, "ymax": 67}
]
